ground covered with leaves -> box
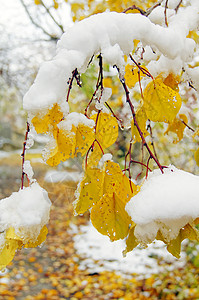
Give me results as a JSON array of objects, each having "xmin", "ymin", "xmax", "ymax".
[{"xmin": 0, "ymin": 153, "xmax": 199, "ymax": 300}]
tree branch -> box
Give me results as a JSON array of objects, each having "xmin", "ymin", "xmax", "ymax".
[{"xmin": 19, "ymin": 0, "xmax": 60, "ymax": 41}]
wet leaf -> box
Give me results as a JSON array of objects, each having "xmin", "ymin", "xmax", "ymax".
[{"xmin": 143, "ymin": 78, "xmax": 182, "ymax": 123}]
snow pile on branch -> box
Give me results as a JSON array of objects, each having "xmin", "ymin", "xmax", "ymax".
[
  {"xmin": 23, "ymin": 2, "xmax": 199, "ymax": 112},
  {"xmin": 0, "ymin": 183, "xmax": 51, "ymax": 247},
  {"xmin": 126, "ymin": 166, "xmax": 199, "ymax": 244}
]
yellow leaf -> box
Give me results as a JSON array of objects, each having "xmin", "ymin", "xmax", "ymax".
[
  {"xmin": 34, "ymin": 0, "xmax": 41, "ymax": 4},
  {"xmin": 124, "ymin": 64, "xmax": 147, "ymax": 89},
  {"xmin": 163, "ymin": 73, "xmax": 180, "ymax": 92},
  {"xmin": 53, "ymin": 1, "xmax": 59, "ymax": 9},
  {"xmin": 143, "ymin": 78, "xmax": 182, "ymax": 123},
  {"xmin": 0, "ymin": 239, "xmax": 20, "ymax": 270},
  {"xmin": 86, "ymin": 141, "xmax": 103, "ymax": 168},
  {"xmin": 46, "ymin": 127, "xmax": 76, "ymax": 166},
  {"xmin": 74, "ymin": 167, "xmax": 104, "ymax": 215},
  {"xmin": 91, "ymin": 112, "xmax": 118, "ymax": 150},
  {"xmin": 131, "ymin": 106, "xmax": 149, "ymax": 142},
  {"xmin": 0, "ymin": 226, "xmax": 48, "ymax": 270},
  {"xmin": 75, "ymin": 124, "xmax": 95, "ymax": 156},
  {"xmin": 24, "ymin": 226, "xmax": 48, "ymax": 248},
  {"xmin": 164, "ymin": 114, "xmax": 188, "ymax": 143},
  {"xmin": 103, "ymin": 161, "xmax": 138, "ymax": 199},
  {"xmin": 194, "ymin": 147, "xmax": 199, "ymax": 166},
  {"xmin": 123, "ymin": 224, "xmax": 138, "ymax": 257},
  {"xmin": 90, "ymin": 192, "xmax": 131, "ymax": 241},
  {"xmin": 31, "ymin": 104, "xmax": 63, "ymax": 134}
]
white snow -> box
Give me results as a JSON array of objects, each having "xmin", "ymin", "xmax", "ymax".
[
  {"xmin": 23, "ymin": 160, "xmax": 35, "ymax": 184},
  {"xmin": 44, "ymin": 170, "xmax": 81, "ymax": 183},
  {"xmin": 23, "ymin": 5, "xmax": 199, "ymax": 112},
  {"xmin": 58, "ymin": 112, "xmax": 95, "ymax": 131},
  {"xmin": 73, "ymin": 222, "xmax": 186, "ymax": 276},
  {"xmin": 126, "ymin": 165, "xmax": 199, "ymax": 244},
  {"xmin": 0, "ymin": 182, "xmax": 51, "ymax": 243}
]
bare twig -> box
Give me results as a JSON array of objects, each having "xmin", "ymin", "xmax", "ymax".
[
  {"xmin": 85, "ymin": 54, "xmax": 103, "ymax": 115},
  {"xmin": 180, "ymin": 120, "xmax": 195, "ymax": 132},
  {"xmin": 21, "ymin": 122, "xmax": 30, "ymax": 189},
  {"xmin": 129, "ymin": 54, "xmax": 154, "ymax": 79},
  {"xmin": 66, "ymin": 69, "xmax": 81, "ymax": 102},
  {"xmin": 164, "ymin": 0, "xmax": 169, "ymax": 27},
  {"xmin": 147, "ymin": 121, "xmax": 159, "ymax": 161},
  {"xmin": 123, "ymin": 5, "xmax": 146, "ymax": 15},
  {"xmin": 105, "ymin": 102, "xmax": 124, "ymax": 129},
  {"xmin": 115, "ymin": 66, "xmax": 164, "ymax": 173},
  {"xmin": 175, "ymin": 0, "xmax": 183, "ymax": 13}
]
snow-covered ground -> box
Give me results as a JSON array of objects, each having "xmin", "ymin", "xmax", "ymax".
[{"xmin": 72, "ymin": 222, "xmax": 186, "ymax": 277}]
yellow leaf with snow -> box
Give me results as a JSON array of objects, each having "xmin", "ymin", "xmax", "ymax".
[
  {"xmin": 131, "ymin": 106, "xmax": 149, "ymax": 142},
  {"xmin": 156, "ymin": 223, "xmax": 199, "ymax": 259},
  {"xmin": 91, "ymin": 192, "xmax": 131, "ymax": 241},
  {"xmin": 31, "ymin": 104, "xmax": 63, "ymax": 134},
  {"xmin": 164, "ymin": 114, "xmax": 188, "ymax": 143},
  {"xmin": 91, "ymin": 113, "xmax": 118, "ymax": 150},
  {"xmin": 143, "ymin": 78, "xmax": 182, "ymax": 123},
  {"xmin": 0, "ymin": 226, "xmax": 48, "ymax": 270}
]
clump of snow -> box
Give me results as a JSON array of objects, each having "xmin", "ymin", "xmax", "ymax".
[
  {"xmin": 23, "ymin": 5, "xmax": 199, "ymax": 112},
  {"xmin": 0, "ymin": 182, "xmax": 51, "ymax": 243},
  {"xmin": 58, "ymin": 112, "xmax": 95, "ymax": 131},
  {"xmin": 126, "ymin": 165, "xmax": 199, "ymax": 244},
  {"xmin": 95, "ymin": 87, "xmax": 112, "ymax": 110}
]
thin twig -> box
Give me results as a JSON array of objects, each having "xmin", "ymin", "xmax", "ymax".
[
  {"xmin": 146, "ymin": 156, "xmax": 152, "ymax": 178},
  {"xmin": 66, "ymin": 69, "xmax": 81, "ymax": 102},
  {"xmin": 21, "ymin": 122, "xmax": 30, "ymax": 189},
  {"xmin": 129, "ymin": 54, "xmax": 154, "ymax": 79},
  {"xmin": 145, "ymin": 1, "xmax": 163, "ymax": 17},
  {"xmin": 85, "ymin": 55, "xmax": 103, "ymax": 115},
  {"xmin": 164, "ymin": 0, "xmax": 169, "ymax": 27},
  {"xmin": 129, "ymin": 160, "xmax": 152, "ymax": 172},
  {"xmin": 105, "ymin": 101, "xmax": 124, "ymax": 129},
  {"xmin": 123, "ymin": 5, "xmax": 146, "ymax": 15},
  {"xmin": 115, "ymin": 66, "xmax": 164, "ymax": 173},
  {"xmin": 175, "ymin": 0, "xmax": 183, "ymax": 12},
  {"xmin": 181, "ymin": 120, "xmax": 195, "ymax": 132},
  {"xmin": 147, "ymin": 121, "xmax": 159, "ymax": 161}
]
